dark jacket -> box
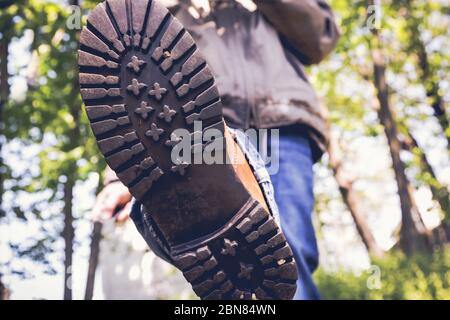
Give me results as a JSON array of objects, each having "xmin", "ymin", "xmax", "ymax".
[{"xmin": 172, "ymin": 0, "xmax": 340, "ymax": 161}]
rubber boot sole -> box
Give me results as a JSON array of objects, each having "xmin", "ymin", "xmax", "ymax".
[{"xmin": 78, "ymin": 0, "xmax": 297, "ymax": 300}]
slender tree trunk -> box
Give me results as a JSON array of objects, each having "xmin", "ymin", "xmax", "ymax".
[
  {"xmin": 400, "ymin": 129, "xmax": 450, "ymax": 244},
  {"xmin": 63, "ymin": 103, "xmax": 80, "ymax": 300},
  {"xmin": 0, "ymin": 35, "xmax": 8, "ymax": 122},
  {"xmin": 400, "ymin": 4, "xmax": 450, "ymax": 221},
  {"xmin": 0, "ymin": 32, "xmax": 10, "ymax": 219},
  {"xmin": 62, "ymin": 109, "xmax": 80, "ymax": 301},
  {"xmin": 367, "ymin": 1, "xmax": 432, "ymax": 253},
  {"xmin": 418, "ymin": 49, "xmax": 449, "ymax": 150},
  {"xmin": 62, "ymin": 0, "xmax": 81, "ymax": 299},
  {"xmin": 0, "ymin": 35, "xmax": 10, "ymax": 300},
  {"xmin": 402, "ymin": 4, "xmax": 450, "ymax": 151},
  {"xmin": 370, "ymin": 32, "xmax": 432, "ymax": 254},
  {"xmin": 327, "ymin": 133, "xmax": 384, "ymax": 257},
  {"xmin": 401, "ymin": 131, "xmax": 450, "ymax": 219},
  {"xmin": 63, "ymin": 178, "xmax": 74, "ymax": 300}
]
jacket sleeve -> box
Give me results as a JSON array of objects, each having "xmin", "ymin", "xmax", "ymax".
[{"xmin": 254, "ymin": 0, "xmax": 340, "ymax": 64}]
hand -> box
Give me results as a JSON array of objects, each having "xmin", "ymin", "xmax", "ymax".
[{"xmin": 91, "ymin": 182, "xmax": 132, "ymax": 223}]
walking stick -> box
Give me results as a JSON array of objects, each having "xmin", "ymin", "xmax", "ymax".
[
  {"xmin": 84, "ymin": 203, "xmax": 124, "ymax": 300},
  {"xmin": 84, "ymin": 220, "xmax": 103, "ymax": 300}
]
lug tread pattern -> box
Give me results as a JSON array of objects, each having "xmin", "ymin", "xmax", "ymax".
[
  {"xmin": 78, "ymin": 0, "xmax": 224, "ymax": 202},
  {"xmin": 171, "ymin": 201, "xmax": 298, "ymax": 300}
]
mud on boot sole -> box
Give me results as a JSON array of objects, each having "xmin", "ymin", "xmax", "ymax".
[{"xmin": 78, "ymin": 0, "xmax": 298, "ymax": 300}]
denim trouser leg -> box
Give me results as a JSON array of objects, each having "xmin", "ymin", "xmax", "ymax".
[{"xmin": 268, "ymin": 132, "xmax": 320, "ymax": 300}]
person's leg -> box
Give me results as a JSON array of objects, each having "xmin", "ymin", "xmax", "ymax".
[{"xmin": 268, "ymin": 128, "xmax": 320, "ymax": 300}]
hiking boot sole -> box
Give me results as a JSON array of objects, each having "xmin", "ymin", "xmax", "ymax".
[{"xmin": 78, "ymin": 0, "xmax": 297, "ymax": 300}]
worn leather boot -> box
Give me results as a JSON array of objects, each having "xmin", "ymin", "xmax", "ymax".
[{"xmin": 78, "ymin": 0, "xmax": 297, "ymax": 300}]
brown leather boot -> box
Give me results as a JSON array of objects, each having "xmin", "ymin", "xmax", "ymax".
[{"xmin": 78, "ymin": 0, "xmax": 297, "ymax": 300}]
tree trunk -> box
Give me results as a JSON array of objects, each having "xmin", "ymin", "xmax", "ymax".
[
  {"xmin": 0, "ymin": 27, "xmax": 10, "ymax": 301},
  {"xmin": 0, "ymin": 35, "xmax": 8, "ymax": 121},
  {"xmin": 403, "ymin": 5, "xmax": 450, "ymax": 151},
  {"xmin": 399, "ymin": 4, "xmax": 450, "ymax": 221},
  {"xmin": 401, "ymin": 131, "xmax": 450, "ymax": 219},
  {"xmin": 370, "ymin": 35, "xmax": 432, "ymax": 254},
  {"xmin": 418, "ymin": 49, "xmax": 449, "ymax": 150},
  {"xmin": 0, "ymin": 31, "xmax": 10, "ymax": 219},
  {"xmin": 327, "ymin": 133, "xmax": 384, "ymax": 257},
  {"xmin": 63, "ymin": 179, "xmax": 74, "ymax": 300},
  {"xmin": 400, "ymin": 129, "xmax": 450, "ymax": 245},
  {"xmin": 63, "ymin": 2, "xmax": 81, "ymax": 298}
]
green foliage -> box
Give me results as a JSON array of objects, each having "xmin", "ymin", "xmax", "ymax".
[
  {"xmin": 1, "ymin": 0, "xmax": 105, "ymax": 276},
  {"xmin": 315, "ymin": 248, "xmax": 450, "ymax": 299},
  {"xmin": 4, "ymin": 0, "xmax": 105, "ymax": 192}
]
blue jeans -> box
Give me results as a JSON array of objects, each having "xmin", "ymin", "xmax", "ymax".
[{"xmin": 268, "ymin": 128, "xmax": 320, "ymax": 300}]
